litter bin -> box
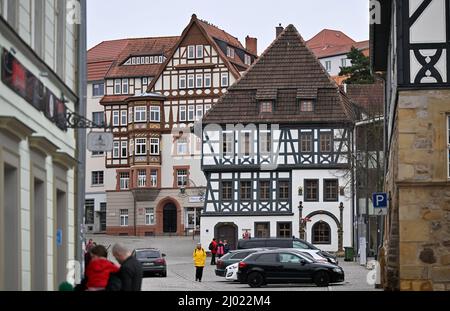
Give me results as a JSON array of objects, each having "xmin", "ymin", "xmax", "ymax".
[{"xmin": 344, "ymin": 247, "xmax": 354, "ymax": 262}]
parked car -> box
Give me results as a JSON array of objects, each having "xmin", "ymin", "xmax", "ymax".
[
  {"xmin": 225, "ymin": 262, "xmax": 239, "ymax": 281},
  {"xmin": 279, "ymin": 248, "xmax": 333, "ymax": 264},
  {"xmin": 237, "ymin": 238, "xmax": 338, "ymax": 264},
  {"xmin": 215, "ymin": 248, "xmax": 268, "ymax": 277},
  {"xmin": 237, "ymin": 249, "xmax": 344, "ymax": 288},
  {"xmin": 132, "ymin": 248, "xmax": 167, "ymax": 277}
]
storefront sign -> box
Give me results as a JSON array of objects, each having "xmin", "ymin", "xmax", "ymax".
[
  {"xmin": 189, "ymin": 196, "xmax": 204, "ymax": 203},
  {"xmin": 1, "ymin": 49, "xmax": 67, "ymax": 131}
]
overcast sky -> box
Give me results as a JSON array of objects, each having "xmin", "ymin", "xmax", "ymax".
[{"xmin": 87, "ymin": 0, "xmax": 369, "ymax": 53}]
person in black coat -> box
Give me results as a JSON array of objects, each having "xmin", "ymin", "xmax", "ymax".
[{"xmin": 112, "ymin": 243, "xmax": 143, "ymax": 291}]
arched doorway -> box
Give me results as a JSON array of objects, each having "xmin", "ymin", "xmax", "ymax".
[
  {"xmin": 215, "ymin": 223, "xmax": 238, "ymax": 250},
  {"xmin": 163, "ymin": 203, "xmax": 177, "ymax": 233}
]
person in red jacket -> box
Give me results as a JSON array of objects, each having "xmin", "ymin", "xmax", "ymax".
[
  {"xmin": 209, "ymin": 238, "xmax": 218, "ymax": 265},
  {"xmin": 85, "ymin": 245, "xmax": 119, "ymax": 291}
]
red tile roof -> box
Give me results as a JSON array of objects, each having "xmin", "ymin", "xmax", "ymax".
[
  {"xmin": 105, "ymin": 36, "xmax": 180, "ymax": 79},
  {"xmin": 306, "ymin": 29, "xmax": 369, "ymax": 59},
  {"xmin": 197, "ymin": 19, "xmax": 244, "ymax": 50},
  {"xmin": 87, "ymin": 39, "xmax": 130, "ymax": 81},
  {"xmin": 345, "ymin": 82, "xmax": 384, "ymax": 117},
  {"xmin": 203, "ymin": 24, "xmax": 356, "ymax": 124},
  {"xmin": 88, "ymin": 61, "xmax": 114, "ymax": 81},
  {"xmin": 99, "ymin": 95, "xmax": 131, "ymax": 105}
]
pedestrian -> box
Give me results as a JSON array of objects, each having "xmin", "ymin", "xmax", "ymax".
[
  {"xmin": 243, "ymin": 230, "xmax": 250, "ymax": 240},
  {"xmin": 85, "ymin": 245, "xmax": 119, "ymax": 291},
  {"xmin": 192, "ymin": 243, "xmax": 207, "ymax": 282},
  {"xmin": 112, "ymin": 243, "xmax": 143, "ymax": 291},
  {"xmin": 208, "ymin": 238, "xmax": 218, "ymax": 265},
  {"xmin": 217, "ymin": 240, "xmax": 224, "ymax": 259},
  {"xmin": 223, "ymin": 240, "xmax": 230, "ymax": 254}
]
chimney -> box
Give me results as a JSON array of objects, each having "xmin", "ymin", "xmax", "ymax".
[
  {"xmin": 245, "ymin": 36, "xmax": 258, "ymax": 56},
  {"xmin": 276, "ymin": 23, "xmax": 284, "ymax": 38}
]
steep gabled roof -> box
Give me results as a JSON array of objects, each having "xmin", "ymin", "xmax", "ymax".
[
  {"xmin": 104, "ymin": 36, "xmax": 179, "ymax": 79},
  {"xmin": 147, "ymin": 14, "xmax": 256, "ymax": 92},
  {"xmin": 87, "ymin": 39, "xmax": 130, "ymax": 81},
  {"xmin": 203, "ymin": 24, "xmax": 356, "ymax": 124}
]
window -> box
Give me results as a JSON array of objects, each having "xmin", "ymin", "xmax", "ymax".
[
  {"xmin": 277, "ymin": 222, "xmax": 292, "ymax": 238},
  {"xmin": 92, "ymin": 112, "xmax": 105, "ymax": 127},
  {"xmin": 244, "ymin": 54, "xmax": 251, "ymax": 65},
  {"xmin": 187, "ymin": 74, "xmax": 195, "ymax": 88},
  {"xmin": 196, "ymin": 74, "xmax": 203, "ymax": 88},
  {"xmin": 279, "ymin": 253, "xmax": 303, "ymax": 264},
  {"xmin": 149, "ymin": 56, "xmax": 154, "ymax": 64},
  {"xmin": 204, "ymin": 74, "xmax": 211, "ymax": 87},
  {"xmin": 150, "ymin": 138, "xmax": 159, "ymax": 155},
  {"xmin": 221, "ymin": 181, "xmax": 233, "ymax": 201},
  {"xmin": 138, "ymin": 170, "xmax": 146, "ymax": 188},
  {"xmin": 255, "ymin": 223, "xmax": 270, "ymax": 238},
  {"xmin": 259, "ymin": 181, "xmax": 270, "ymax": 201},
  {"xmin": 205, "ymin": 104, "xmax": 212, "ymax": 112},
  {"xmin": 145, "ymin": 57, "xmax": 150, "ymax": 64},
  {"xmin": 150, "ymin": 106, "xmax": 160, "ymax": 122},
  {"xmin": 141, "ymin": 57, "xmax": 145, "ymax": 64},
  {"xmin": 114, "ymin": 79, "xmax": 121, "ymax": 94},
  {"xmin": 300, "ymin": 100, "xmax": 314, "ymax": 112},
  {"xmin": 260, "ymin": 101, "xmax": 273, "ymax": 113},
  {"xmin": 135, "ymin": 106, "xmax": 147, "ymax": 122},
  {"xmin": 312, "ymin": 222, "xmax": 331, "ymax": 244},
  {"xmin": 91, "ymin": 171, "xmax": 104, "ymax": 186},
  {"xmin": 142, "ymin": 77, "xmax": 148, "ymax": 87},
  {"xmin": 121, "ymin": 141, "xmax": 127, "ymax": 158},
  {"xmin": 122, "ymin": 78, "xmax": 129, "ymax": 94},
  {"xmin": 261, "ymin": 132, "xmax": 271, "ymax": 153},
  {"xmin": 177, "ymin": 169, "xmax": 188, "ymax": 187},
  {"xmin": 320, "ymin": 132, "xmax": 333, "ymax": 153},
  {"xmin": 325, "ymin": 60, "xmax": 331, "ymax": 72},
  {"xmin": 240, "ymin": 181, "xmax": 252, "ymax": 201},
  {"xmin": 196, "ymin": 45, "xmax": 203, "ymax": 58},
  {"xmin": 222, "ymin": 132, "xmax": 233, "ymax": 155},
  {"xmin": 93, "ymin": 83, "xmax": 104, "ymax": 97},
  {"xmin": 188, "ymin": 45, "xmax": 195, "ymax": 59},
  {"xmin": 150, "ymin": 170, "xmax": 158, "ymax": 187},
  {"xmin": 120, "ymin": 173, "xmax": 130, "ymax": 190},
  {"xmin": 221, "ymin": 73, "xmax": 229, "ymax": 87},
  {"xmin": 300, "ymin": 133, "xmax": 313, "ymax": 153},
  {"xmin": 242, "ymin": 132, "xmax": 251, "ymax": 156},
  {"xmin": 304, "ymin": 179, "xmax": 319, "ymax": 201},
  {"xmin": 324, "ymin": 179, "xmax": 339, "ymax": 201},
  {"xmin": 159, "ymin": 56, "xmax": 163, "ymax": 63},
  {"xmin": 226, "ymin": 46, "xmax": 235, "ymax": 58},
  {"xmin": 113, "ymin": 142, "xmax": 120, "ymax": 158},
  {"xmin": 177, "ymin": 138, "xmax": 188, "ymax": 155},
  {"xmin": 92, "ymin": 151, "xmax": 104, "ymax": 156},
  {"xmin": 112, "ymin": 111, "xmax": 119, "ymax": 126},
  {"xmin": 179, "ymin": 106, "xmax": 187, "ymax": 121},
  {"xmin": 120, "ymin": 209, "xmax": 129, "ymax": 226},
  {"xmin": 136, "ymin": 57, "xmax": 141, "ymax": 65},
  {"xmin": 341, "ymin": 58, "xmax": 347, "ymax": 67},
  {"xmin": 179, "ymin": 75, "xmax": 186, "ymax": 89},
  {"xmin": 121, "ymin": 111, "xmax": 127, "ymax": 125},
  {"xmin": 131, "ymin": 58, "xmax": 136, "ymax": 65},
  {"xmin": 196, "ymin": 105, "xmax": 203, "ymax": 120},
  {"xmin": 278, "ymin": 181, "xmax": 290, "ymax": 200},
  {"xmin": 135, "ymin": 138, "xmax": 147, "ymax": 155},
  {"xmin": 145, "ymin": 208, "xmax": 155, "ymax": 225},
  {"xmin": 255, "ymin": 253, "xmax": 278, "ymax": 263},
  {"xmin": 188, "ymin": 105, "xmax": 195, "ymax": 121},
  {"xmin": 85, "ymin": 199, "xmax": 94, "ymax": 224}
]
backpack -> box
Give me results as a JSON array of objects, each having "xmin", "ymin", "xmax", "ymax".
[{"xmin": 208, "ymin": 242, "xmax": 214, "ymax": 251}]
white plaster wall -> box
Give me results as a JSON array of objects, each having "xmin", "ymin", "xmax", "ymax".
[{"xmin": 319, "ymin": 54, "xmax": 349, "ymax": 76}]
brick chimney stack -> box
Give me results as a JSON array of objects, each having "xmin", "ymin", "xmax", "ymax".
[
  {"xmin": 245, "ymin": 36, "xmax": 258, "ymax": 56},
  {"xmin": 276, "ymin": 23, "xmax": 284, "ymax": 38}
]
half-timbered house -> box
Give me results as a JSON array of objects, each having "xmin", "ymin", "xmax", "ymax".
[
  {"xmin": 201, "ymin": 24, "xmax": 356, "ymax": 252},
  {"xmin": 104, "ymin": 14, "xmax": 257, "ymax": 236}
]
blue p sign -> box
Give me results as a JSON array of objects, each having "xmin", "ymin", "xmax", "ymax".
[
  {"xmin": 56, "ymin": 229, "xmax": 63, "ymax": 247},
  {"xmin": 372, "ymin": 193, "xmax": 387, "ymax": 208}
]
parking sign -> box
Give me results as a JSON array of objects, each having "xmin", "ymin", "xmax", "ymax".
[{"xmin": 372, "ymin": 193, "xmax": 388, "ymax": 215}]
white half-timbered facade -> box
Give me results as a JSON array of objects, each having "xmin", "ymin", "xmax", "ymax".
[{"xmin": 201, "ymin": 25, "xmax": 356, "ymax": 252}]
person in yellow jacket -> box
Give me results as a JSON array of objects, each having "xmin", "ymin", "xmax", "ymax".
[{"xmin": 193, "ymin": 243, "xmax": 207, "ymax": 282}]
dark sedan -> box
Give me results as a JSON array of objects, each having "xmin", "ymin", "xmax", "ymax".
[
  {"xmin": 215, "ymin": 248, "xmax": 268, "ymax": 277},
  {"xmin": 237, "ymin": 249, "xmax": 344, "ymax": 288},
  {"xmin": 132, "ymin": 248, "xmax": 167, "ymax": 277}
]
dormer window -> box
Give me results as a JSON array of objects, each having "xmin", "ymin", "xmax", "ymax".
[
  {"xmin": 260, "ymin": 101, "xmax": 273, "ymax": 113},
  {"xmin": 136, "ymin": 57, "xmax": 141, "ymax": 65},
  {"xmin": 299, "ymin": 100, "xmax": 314, "ymax": 112},
  {"xmin": 227, "ymin": 46, "xmax": 235, "ymax": 58},
  {"xmin": 149, "ymin": 56, "xmax": 154, "ymax": 64},
  {"xmin": 131, "ymin": 58, "xmax": 136, "ymax": 65},
  {"xmin": 244, "ymin": 54, "xmax": 251, "ymax": 65}
]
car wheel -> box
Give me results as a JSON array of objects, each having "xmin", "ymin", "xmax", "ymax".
[
  {"xmin": 313, "ymin": 271, "xmax": 330, "ymax": 287},
  {"xmin": 247, "ymin": 272, "xmax": 264, "ymax": 288}
]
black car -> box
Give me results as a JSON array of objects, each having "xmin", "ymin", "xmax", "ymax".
[
  {"xmin": 215, "ymin": 248, "xmax": 268, "ymax": 277},
  {"xmin": 132, "ymin": 248, "xmax": 167, "ymax": 277},
  {"xmin": 237, "ymin": 249, "xmax": 344, "ymax": 288},
  {"xmin": 237, "ymin": 238, "xmax": 338, "ymax": 265}
]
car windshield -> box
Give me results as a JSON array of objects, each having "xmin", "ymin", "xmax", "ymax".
[
  {"xmin": 220, "ymin": 253, "xmax": 232, "ymax": 260},
  {"xmin": 136, "ymin": 250, "xmax": 160, "ymax": 259},
  {"xmin": 293, "ymin": 240, "xmax": 311, "ymax": 249},
  {"xmin": 231, "ymin": 251, "xmax": 251, "ymax": 260}
]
